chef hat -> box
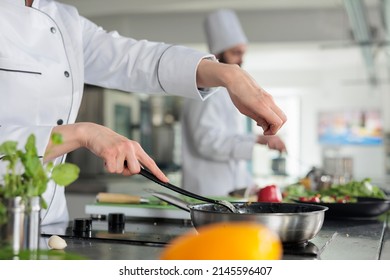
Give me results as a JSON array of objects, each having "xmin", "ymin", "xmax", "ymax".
[{"xmin": 204, "ymin": 9, "xmax": 248, "ymax": 55}]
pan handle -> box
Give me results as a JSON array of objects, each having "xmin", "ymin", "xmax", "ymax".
[{"xmin": 151, "ymin": 191, "xmax": 192, "ymax": 212}]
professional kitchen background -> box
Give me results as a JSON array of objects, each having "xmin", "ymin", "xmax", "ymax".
[{"xmin": 59, "ymin": 0, "xmax": 390, "ymax": 218}]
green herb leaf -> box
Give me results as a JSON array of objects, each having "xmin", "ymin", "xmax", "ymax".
[
  {"xmin": 40, "ymin": 197, "xmax": 47, "ymax": 209},
  {"xmin": 51, "ymin": 133, "xmax": 63, "ymax": 145},
  {"xmin": 0, "ymin": 141, "xmax": 18, "ymax": 156},
  {"xmin": 51, "ymin": 163, "xmax": 80, "ymax": 186}
]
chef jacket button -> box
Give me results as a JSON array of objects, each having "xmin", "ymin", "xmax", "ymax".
[
  {"xmin": 57, "ymin": 119, "xmax": 64, "ymax": 125},
  {"xmin": 50, "ymin": 27, "xmax": 56, "ymax": 34},
  {"xmin": 64, "ymin": 71, "xmax": 70, "ymax": 78}
]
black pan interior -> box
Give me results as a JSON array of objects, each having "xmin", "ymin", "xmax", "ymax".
[{"xmin": 190, "ymin": 202, "xmax": 328, "ymax": 214}]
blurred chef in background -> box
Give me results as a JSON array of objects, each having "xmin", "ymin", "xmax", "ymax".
[{"xmin": 181, "ymin": 9, "xmax": 287, "ymax": 196}]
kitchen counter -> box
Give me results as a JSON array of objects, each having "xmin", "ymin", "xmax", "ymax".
[{"xmin": 38, "ymin": 212, "xmax": 390, "ymax": 260}]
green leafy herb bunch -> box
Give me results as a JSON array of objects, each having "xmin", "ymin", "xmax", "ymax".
[{"xmin": 0, "ymin": 133, "xmax": 80, "ymax": 224}]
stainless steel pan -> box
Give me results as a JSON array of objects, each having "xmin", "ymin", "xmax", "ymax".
[{"xmin": 152, "ymin": 191, "xmax": 328, "ymax": 245}]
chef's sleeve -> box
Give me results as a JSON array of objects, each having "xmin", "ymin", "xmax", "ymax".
[{"xmin": 81, "ymin": 17, "xmax": 218, "ymax": 100}]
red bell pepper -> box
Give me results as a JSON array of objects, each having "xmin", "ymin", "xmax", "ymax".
[{"xmin": 257, "ymin": 184, "xmax": 282, "ymax": 203}]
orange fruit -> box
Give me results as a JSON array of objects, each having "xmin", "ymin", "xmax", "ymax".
[{"xmin": 160, "ymin": 222, "xmax": 283, "ymax": 260}]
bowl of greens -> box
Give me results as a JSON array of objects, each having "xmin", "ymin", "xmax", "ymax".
[{"xmin": 283, "ymin": 178, "xmax": 390, "ymax": 219}]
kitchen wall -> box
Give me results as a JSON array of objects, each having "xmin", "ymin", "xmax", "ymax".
[{"xmin": 81, "ymin": 5, "xmax": 390, "ymax": 189}]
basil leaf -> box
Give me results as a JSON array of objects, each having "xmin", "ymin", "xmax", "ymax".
[{"xmin": 51, "ymin": 163, "xmax": 80, "ymax": 186}]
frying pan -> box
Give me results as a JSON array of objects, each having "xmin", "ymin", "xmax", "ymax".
[{"xmin": 152, "ymin": 191, "xmax": 328, "ymax": 245}]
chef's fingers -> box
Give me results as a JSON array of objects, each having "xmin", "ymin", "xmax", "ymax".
[
  {"xmin": 276, "ymin": 144, "xmax": 287, "ymax": 153},
  {"xmin": 81, "ymin": 123, "xmax": 166, "ymax": 180},
  {"xmin": 253, "ymin": 105, "xmax": 286, "ymax": 135},
  {"xmin": 137, "ymin": 152, "xmax": 169, "ymax": 183},
  {"xmin": 102, "ymin": 140, "xmax": 138, "ymax": 174},
  {"xmin": 105, "ymin": 157, "xmax": 118, "ymax": 173},
  {"xmin": 257, "ymin": 95, "xmax": 287, "ymax": 135},
  {"xmin": 268, "ymin": 104, "xmax": 287, "ymax": 134},
  {"xmin": 270, "ymin": 104, "xmax": 287, "ymax": 130},
  {"xmin": 122, "ymin": 141, "xmax": 169, "ymax": 182},
  {"xmin": 228, "ymin": 85, "xmax": 286, "ymax": 135},
  {"xmin": 115, "ymin": 153, "xmax": 126, "ymax": 174},
  {"xmin": 121, "ymin": 141, "xmax": 142, "ymax": 175},
  {"xmin": 102, "ymin": 140, "xmax": 133, "ymax": 174},
  {"xmin": 235, "ymin": 101, "xmax": 285, "ymax": 135},
  {"xmin": 257, "ymin": 135, "xmax": 287, "ymax": 153},
  {"xmin": 267, "ymin": 137, "xmax": 287, "ymax": 153}
]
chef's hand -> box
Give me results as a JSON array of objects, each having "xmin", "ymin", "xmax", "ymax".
[
  {"xmin": 196, "ymin": 59, "xmax": 287, "ymax": 135},
  {"xmin": 44, "ymin": 122, "xmax": 169, "ymax": 182},
  {"xmin": 257, "ymin": 135, "xmax": 287, "ymax": 153}
]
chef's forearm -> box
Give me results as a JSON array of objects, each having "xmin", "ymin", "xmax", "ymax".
[{"xmin": 43, "ymin": 123, "xmax": 85, "ymax": 163}]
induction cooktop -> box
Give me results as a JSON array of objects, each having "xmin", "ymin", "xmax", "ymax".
[{"xmin": 41, "ymin": 217, "xmax": 320, "ymax": 259}]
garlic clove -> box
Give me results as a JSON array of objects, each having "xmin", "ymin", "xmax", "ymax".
[{"xmin": 48, "ymin": 235, "xmax": 67, "ymax": 250}]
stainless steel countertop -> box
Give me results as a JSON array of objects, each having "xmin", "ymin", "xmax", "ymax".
[{"xmin": 39, "ymin": 213, "xmax": 390, "ymax": 260}]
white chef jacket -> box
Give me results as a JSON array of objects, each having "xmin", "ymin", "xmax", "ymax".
[
  {"xmin": 181, "ymin": 87, "xmax": 257, "ymax": 196},
  {"xmin": 0, "ymin": 0, "xmax": 216, "ymax": 225}
]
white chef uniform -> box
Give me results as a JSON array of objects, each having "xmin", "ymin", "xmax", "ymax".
[
  {"xmin": 0, "ymin": 0, "xmax": 216, "ymax": 225},
  {"xmin": 181, "ymin": 9, "xmax": 256, "ymax": 196},
  {"xmin": 181, "ymin": 90, "xmax": 257, "ymax": 196}
]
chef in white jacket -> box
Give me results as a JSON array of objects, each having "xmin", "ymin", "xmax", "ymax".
[
  {"xmin": 181, "ymin": 9, "xmax": 287, "ymax": 196},
  {"xmin": 0, "ymin": 1, "xmax": 286, "ymax": 225}
]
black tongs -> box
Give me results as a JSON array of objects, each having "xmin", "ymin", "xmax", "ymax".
[{"xmin": 138, "ymin": 167, "xmax": 239, "ymax": 213}]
